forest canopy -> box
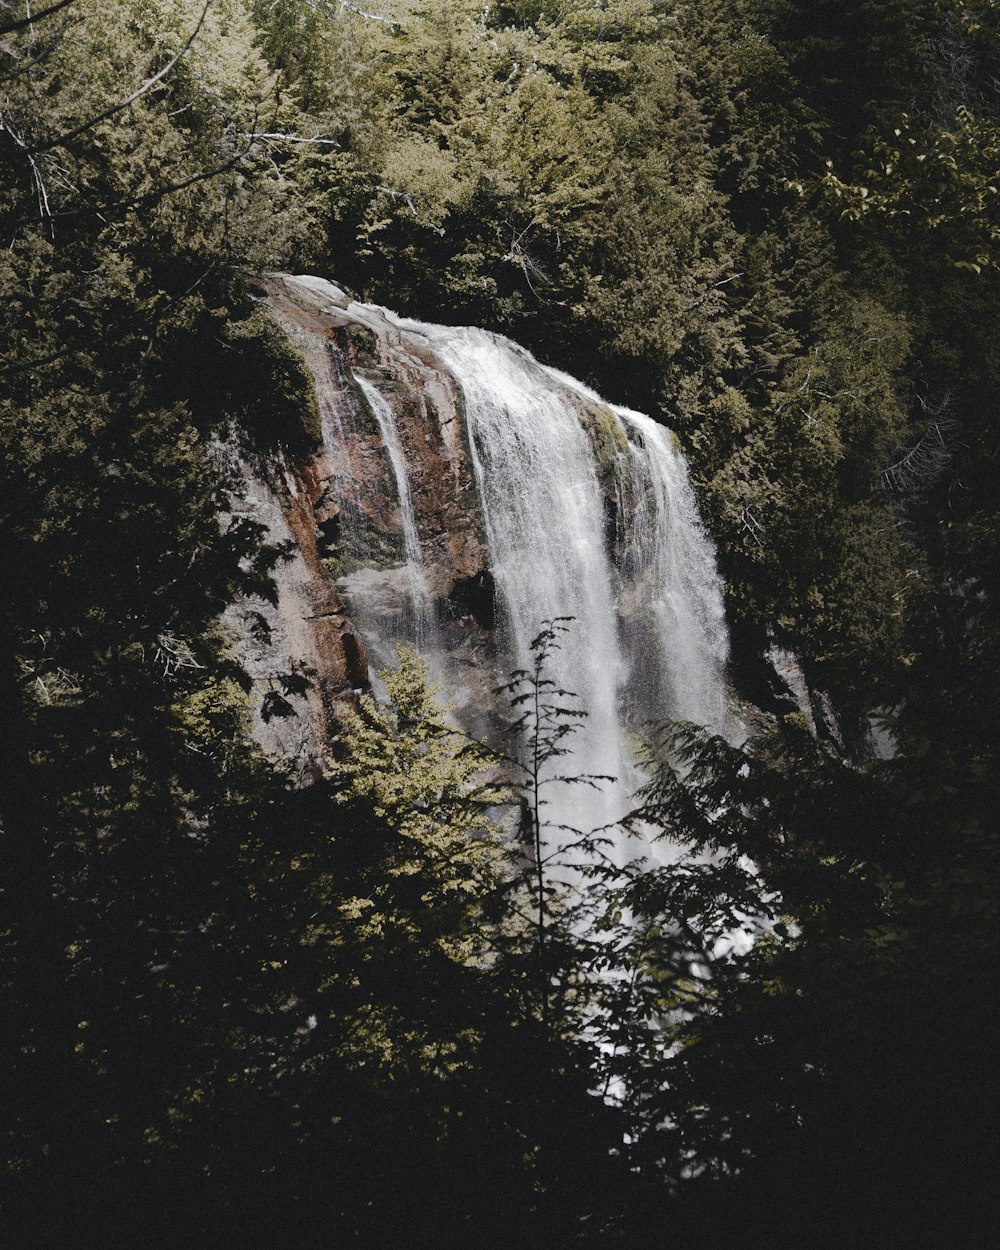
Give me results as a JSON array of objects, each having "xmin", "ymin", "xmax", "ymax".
[{"xmin": 1, "ymin": 0, "xmax": 998, "ymax": 1246}]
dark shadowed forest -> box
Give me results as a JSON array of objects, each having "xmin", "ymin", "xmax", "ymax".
[{"xmin": 2, "ymin": 1, "xmax": 999, "ymax": 1245}]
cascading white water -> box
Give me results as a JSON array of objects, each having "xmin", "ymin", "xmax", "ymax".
[
  {"xmin": 537, "ymin": 364, "xmax": 731, "ymax": 738},
  {"xmin": 353, "ymin": 373, "xmax": 432, "ymax": 641},
  {"xmin": 388, "ymin": 315, "xmax": 732, "ymax": 860},
  {"xmin": 278, "ymin": 274, "xmax": 732, "ymax": 862},
  {"xmin": 392, "ymin": 322, "xmax": 634, "ymax": 843},
  {"xmin": 616, "ymin": 409, "xmax": 730, "ymax": 731}
]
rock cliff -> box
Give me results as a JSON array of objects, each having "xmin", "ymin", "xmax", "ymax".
[{"xmin": 231, "ymin": 274, "xmax": 734, "ymax": 815}]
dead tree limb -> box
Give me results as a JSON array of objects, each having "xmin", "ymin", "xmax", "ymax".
[
  {"xmin": 238, "ymin": 130, "xmax": 340, "ymax": 147},
  {"xmin": 35, "ymin": 0, "xmax": 212, "ymax": 153},
  {"xmin": 0, "ymin": 0, "xmax": 75, "ymax": 37},
  {"xmin": 881, "ymin": 419, "xmax": 954, "ymax": 493},
  {"xmin": 683, "ymin": 272, "xmax": 744, "ymax": 313},
  {"xmin": 741, "ymin": 504, "xmax": 766, "ymax": 546}
]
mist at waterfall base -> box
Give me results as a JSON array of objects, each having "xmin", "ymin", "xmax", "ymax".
[{"xmin": 286, "ymin": 275, "xmax": 733, "ymax": 866}]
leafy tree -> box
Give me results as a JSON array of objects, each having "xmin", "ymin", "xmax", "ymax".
[
  {"xmin": 224, "ymin": 644, "xmax": 640, "ymax": 1248},
  {"xmin": 0, "ymin": 0, "xmax": 317, "ymax": 1237},
  {"xmin": 613, "ymin": 704, "xmax": 1000, "ymax": 1249}
]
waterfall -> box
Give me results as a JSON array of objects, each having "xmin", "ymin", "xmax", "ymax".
[
  {"xmin": 391, "ymin": 321, "xmax": 636, "ymax": 842},
  {"xmin": 534, "ymin": 363, "xmax": 731, "ymax": 736},
  {"xmin": 352, "ymin": 373, "xmax": 432, "ymax": 642},
  {"xmin": 387, "ymin": 313, "xmax": 732, "ymax": 860},
  {"xmin": 275, "ymin": 274, "xmax": 732, "ymax": 858},
  {"xmin": 616, "ymin": 409, "xmax": 730, "ymax": 731}
]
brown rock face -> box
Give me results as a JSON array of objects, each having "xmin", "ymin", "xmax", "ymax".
[
  {"xmin": 221, "ymin": 444, "xmax": 369, "ymax": 765},
  {"xmin": 265, "ymin": 274, "xmax": 489, "ymax": 590},
  {"xmin": 229, "ymin": 274, "xmax": 499, "ymax": 762}
]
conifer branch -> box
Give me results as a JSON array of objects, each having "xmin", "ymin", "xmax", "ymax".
[{"xmin": 35, "ymin": 0, "xmax": 212, "ymax": 153}]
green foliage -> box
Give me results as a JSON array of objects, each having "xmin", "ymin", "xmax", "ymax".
[
  {"xmin": 4, "ymin": 0, "xmax": 1000, "ymax": 1242},
  {"xmin": 820, "ymin": 107, "xmax": 1000, "ymax": 272},
  {"xmin": 223, "ymin": 305, "xmax": 323, "ymax": 452},
  {"xmin": 0, "ymin": 0, "xmax": 315, "ymax": 1235},
  {"xmin": 324, "ymin": 647, "xmax": 512, "ymax": 976},
  {"xmin": 225, "ymin": 643, "xmax": 643, "ymax": 1247},
  {"xmin": 619, "ymin": 698, "xmax": 1000, "ymax": 1247}
]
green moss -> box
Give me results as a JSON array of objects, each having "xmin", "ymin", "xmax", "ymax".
[
  {"xmin": 345, "ymin": 321, "xmax": 380, "ymax": 369},
  {"xmin": 324, "ymin": 530, "xmax": 406, "ymax": 580},
  {"xmin": 286, "ymin": 278, "xmax": 351, "ymax": 314},
  {"xmin": 322, "ymin": 552, "xmax": 389, "ymax": 579},
  {"xmin": 225, "ymin": 306, "xmax": 322, "ymax": 454},
  {"xmin": 578, "ymin": 399, "xmax": 628, "ymax": 465}
]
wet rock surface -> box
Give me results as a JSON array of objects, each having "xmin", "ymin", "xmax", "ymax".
[
  {"xmin": 229, "ymin": 275, "xmax": 498, "ymax": 761},
  {"xmin": 230, "ymin": 274, "xmax": 742, "ymax": 838}
]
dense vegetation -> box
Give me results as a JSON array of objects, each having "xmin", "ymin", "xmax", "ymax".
[{"xmin": 1, "ymin": 0, "xmax": 998, "ymax": 1245}]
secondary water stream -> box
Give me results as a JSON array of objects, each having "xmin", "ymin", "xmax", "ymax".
[{"xmin": 352, "ymin": 372, "xmax": 433, "ymax": 643}]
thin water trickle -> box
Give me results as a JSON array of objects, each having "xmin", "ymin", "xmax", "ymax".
[
  {"xmin": 616, "ymin": 409, "xmax": 730, "ymax": 732},
  {"xmin": 353, "ymin": 372, "xmax": 432, "ymax": 643}
]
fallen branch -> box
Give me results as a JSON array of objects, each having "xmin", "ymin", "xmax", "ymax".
[
  {"xmin": 239, "ymin": 130, "xmax": 340, "ymax": 147},
  {"xmin": 154, "ymin": 632, "xmax": 204, "ymax": 679}
]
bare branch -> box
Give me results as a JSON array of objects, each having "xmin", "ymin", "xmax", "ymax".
[
  {"xmin": 11, "ymin": 123, "xmax": 263, "ymax": 235},
  {"xmin": 337, "ymin": 0, "xmax": 398, "ymax": 27},
  {"xmin": 0, "ymin": 21, "xmax": 68, "ymax": 85},
  {"xmin": 0, "ymin": 109, "xmax": 54, "ymax": 232},
  {"xmin": 266, "ymin": 0, "xmax": 401, "ymax": 28},
  {"xmin": 0, "ymin": 346, "xmax": 78, "ymax": 376},
  {"xmin": 683, "ymin": 272, "xmax": 744, "ymax": 314},
  {"xmin": 35, "ymin": 0, "xmax": 212, "ymax": 153},
  {"xmin": 740, "ymin": 504, "xmax": 765, "ymax": 546},
  {"xmin": 153, "ymin": 632, "xmax": 204, "ymax": 679},
  {"xmin": 0, "ymin": 0, "xmax": 75, "ymax": 37},
  {"xmin": 881, "ymin": 415, "xmax": 954, "ymax": 494},
  {"xmin": 239, "ymin": 130, "xmax": 340, "ymax": 147},
  {"xmin": 499, "ymin": 216, "xmax": 552, "ymax": 297},
  {"xmin": 376, "ymin": 183, "xmax": 445, "ymax": 234}
]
